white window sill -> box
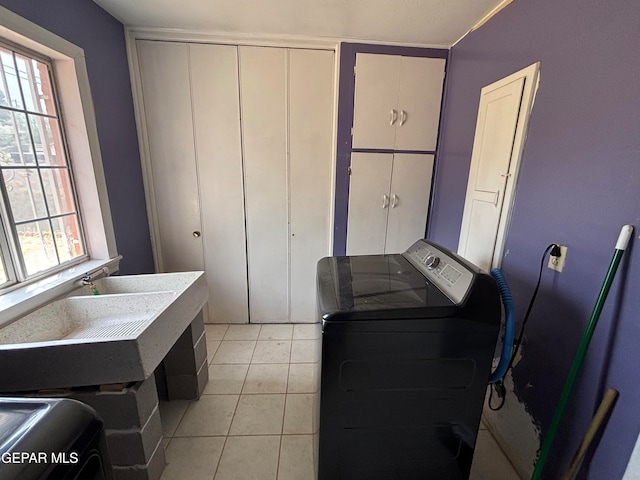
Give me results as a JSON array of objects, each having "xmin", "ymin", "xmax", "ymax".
[{"xmin": 0, "ymin": 257, "xmax": 121, "ymax": 329}]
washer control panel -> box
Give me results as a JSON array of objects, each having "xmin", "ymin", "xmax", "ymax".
[{"xmin": 403, "ymin": 240, "xmax": 476, "ymax": 305}]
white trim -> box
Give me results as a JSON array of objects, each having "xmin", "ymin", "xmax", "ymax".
[
  {"xmin": 457, "ymin": 62, "xmax": 540, "ymax": 270},
  {"xmin": 452, "ymin": 0, "xmax": 514, "ymax": 47},
  {"xmin": 491, "ymin": 62, "xmax": 540, "ymax": 269},
  {"xmin": 125, "ymin": 33, "xmax": 164, "ymax": 272},
  {"xmin": 125, "ymin": 29, "xmax": 341, "ymax": 272},
  {"xmin": 125, "ymin": 26, "xmax": 450, "ymax": 50}
]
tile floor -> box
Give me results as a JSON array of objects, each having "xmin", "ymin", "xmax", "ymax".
[{"xmin": 158, "ymin": 323, "xmax": 520, "ymax": 480}]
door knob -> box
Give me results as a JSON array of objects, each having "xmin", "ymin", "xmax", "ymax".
[{"xmin": 192, "ymin": 231, "xmax": 201, "ymax": 238}]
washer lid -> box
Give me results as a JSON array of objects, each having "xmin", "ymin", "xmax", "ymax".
[{"xmin": 317, "ymin": 254, "xmax": 456, "ymax": 321}]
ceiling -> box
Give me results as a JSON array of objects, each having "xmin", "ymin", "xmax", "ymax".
[{"xmin": 93, "ymin": 0, "xmax": 505, "ymax": 47}]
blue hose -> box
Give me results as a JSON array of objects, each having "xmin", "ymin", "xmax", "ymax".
[{"xmin": 489, "ymin": 268, "xmax": 514, "ymax": 383}]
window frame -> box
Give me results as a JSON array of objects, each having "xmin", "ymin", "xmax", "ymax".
[
  {"xmin": 0, "ymin": 6, "xmax": 120, "ymax": 327},
  {"xmin": 0, "ymin": 38, "xmax": 89, "ymax": 283}
]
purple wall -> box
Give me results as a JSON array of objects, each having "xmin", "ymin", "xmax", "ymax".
[
  {"xmin": 431, "ymin": 0, "xmax": 640, "ymax": 477},
  {"xmin": 0, "ymin": 0, "xmax": 154, "ymax": 274}
]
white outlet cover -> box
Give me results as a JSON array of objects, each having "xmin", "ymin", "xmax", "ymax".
[{"xmin": 548, "ymin": 245, "xmax": 568, "ymax": 272}]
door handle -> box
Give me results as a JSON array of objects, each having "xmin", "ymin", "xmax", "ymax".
[
  {"xmin": 494, "ymin": 191, "xmax": 500, "ymax": 207},
  {"xmin": 399, "ymin": 110, "xmax": 407, "ymax": 126},
  {"xmin": 391, "ymin": 194, "xmax": 399, "ymax": 208},
  {"xmin": 390, "ymin": 109, "xmax": 398, "ymax": 125},
  {"xmin": 382, "ymin": 194, "xmax": 389, "ymax": 209}
]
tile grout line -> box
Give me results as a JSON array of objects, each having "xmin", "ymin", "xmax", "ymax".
[
  {"xmin": 212, "ymin": 325, "xmax": 262, "ymax": 480},
  {"xmin": 276, "ymin": 331, "xmax": 293, "ymax": 479}
]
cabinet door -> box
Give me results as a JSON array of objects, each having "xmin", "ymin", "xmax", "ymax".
[
  {"xmin": 395, "ymin": 58, "xmax": 445, "ymax": 151},
  {"xmin": 136, "ymin": 41, "xmax": 204, "ymax": 272},
  {"xmin": 351, "ymin": 53, "xmax": 400, "ymax": 150},
  {"xmin": 190, "ymin": 44, "xmax": 248, "ymax": 324},
  {"xmin": 240, "ymin": 46, "xmax": 289, "ymax": 324},
  {"xmin": 384, "ymin": 154, "xmax": 434, "ymax": 254},
  {"xmin": 289, "ymin": 49, "xmax": 335, "ymax": 323},
  {"xmin": 346, "ymin": 153, "xmax": 393, "ymax": 255}
]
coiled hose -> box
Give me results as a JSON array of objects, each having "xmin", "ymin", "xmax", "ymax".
[{"xmin": 488, "ymin": 268, "xmax": 514, "ymax": 383}]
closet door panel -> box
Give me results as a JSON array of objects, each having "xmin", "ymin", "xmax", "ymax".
[
  {"xmin": 289, "ymin": 48, "xmax": 335, "ymax": 323},
  {"xmin": 352, "ymin": 53, "xmax": 401, "ymax": 150},
  {"xmin": 240, "ymin": 46, "xmax": 288, "ymax": 323},
  {"xmin": 346, "ymin": 153, "xmax": 393, "ymax": 256},
  {"xmin": 190, "ymin": 44, "xmax": 248, "ymax": 324},
  {"xmin": 384, "ymin": 153, "xmax": 434, "ymax": 254},
  {"xmin": 395, "ymin": 57, "xmax": 445, "ymax": 151},
  {"xmin": 137, "ymin": 40, "xmax": 204, "ymax": 272}
]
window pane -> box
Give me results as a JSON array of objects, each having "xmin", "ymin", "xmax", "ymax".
[
  {"xmin": 52, "ymin": 215, "xmax": 83, "ymax": 263},
  {"xmin": 29, "ymin": 114, "xmax": 65, "ymax": 166},
  {"xmin": 3, "ymin": 168, "xmax": 48, "ymax": 222},
  {"xmin": 41, "ymin": 168, "xmax": 75, "ymax": 216},
  {"xmin": 0, "ymin": 48, "xmax": 23, "ymax": 110},
  {"xmin": 14, "ymin": 53, "xmax": 56, "ymax": 116},
  {"xmin": 0, "ymin": 111, "xmax": 35, "ymax": 166},
  {"xmin": 17, "ymin": 219, "xmax": 58, "ymax": 276}
]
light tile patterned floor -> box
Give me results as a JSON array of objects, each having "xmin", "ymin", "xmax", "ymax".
[{"xmin": 159, "ymin": 323, "xmax": 520, "ymax": 480}]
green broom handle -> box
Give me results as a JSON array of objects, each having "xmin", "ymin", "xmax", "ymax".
[{"xmin": 532, "ymin": 225, "xmax": 633, "ymax": 480}]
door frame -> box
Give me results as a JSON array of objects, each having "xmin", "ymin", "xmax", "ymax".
[{"xmin": 458, "ymin": 62, "xmax": 540, "ymax": 269}]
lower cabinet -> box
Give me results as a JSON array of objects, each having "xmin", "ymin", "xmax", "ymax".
[{"xmin": 346, "ymin": 152, "xmax": 434, "ymax": 255}]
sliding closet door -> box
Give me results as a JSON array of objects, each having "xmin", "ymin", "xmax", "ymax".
[
  {"xmin": 289, "ymin": 49, "xmax": 335, "ymax": 323},
  {"xmin": 136, "ymin": 41, "xmax": 204, "ymax": 272},
  {"xmin": 239, "ymin": 47, "xmax": 289, "ymax": 323},
  {"xmin": 190, "ymin": 44, "xmax": 248, "ymax": 324}
]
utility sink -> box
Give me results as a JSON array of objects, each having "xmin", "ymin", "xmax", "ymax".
[
  {"xmin": 0, "ymin": 271, "xmax": 207, "ymax": 392},
  {"xmin": 71, "ymin": 272, "xmax": 203, "ymax": 296}
]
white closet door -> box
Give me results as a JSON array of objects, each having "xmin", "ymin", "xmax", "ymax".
[
  {"xmin": 395, "ymin": 57, "xmax": 445, "ymax": 151},
  {"xmin": 384, "ymin": 154, "xmax": 434, "ymax": 254},
  {"xmin": 289, "ymin": 49, "xmax": 335, "ymax": 323},
  {"xmin": 136, "ymin": 40, "xmax": 204, "ymax": 272},
  {"xmin": 352, "ymin": 53, "xmax": 400, "ymax": 150},
  {"xmin": 346, "ymin": 153, "xmax": 393, "ymax": 256},
  {"xmin": 190, "ymin": 44, "xmax": 248, "ymax": 324},
  {"xmin": 240, "ymin": 46, "xmax": 288, "ymax": 323}
]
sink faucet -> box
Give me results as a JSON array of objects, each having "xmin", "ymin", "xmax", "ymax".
[{"xmin": 81, "ymin": 275, "xmax": 100, "ymax": 295}]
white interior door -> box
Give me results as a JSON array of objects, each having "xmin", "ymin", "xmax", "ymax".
[
  {"xmin": 395, "ymin": 57, "xmax": 445, "ymax": 151},
  {"xmin": 240, "ymin": 46, "xmax": 289, "ymax": 323},
  {"xmin": 136, "ymin": 40, "xmax": 204, "ymax": 272},
  {"xmin": 346, "ymin": 153, "xmax": 393, "ymax": 256},
  {"xmin": 351, "ymin": 53, "xmax": 400, "ymax": 149},
  {"xmin": 190, "ymin": 44, "xmax": 248, "ymax": 324},
  {"xmin": 385, "ymin": 153, "xmax": 434, "ymax": 254},
  {"xmin": 458, "ymin": 63, "xmax": 540, "ymax": 271},
  {"xmin": 289, "ymin": 49, "xmax": 335, "ymax": 323}
]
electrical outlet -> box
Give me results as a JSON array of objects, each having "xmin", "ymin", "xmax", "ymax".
[{"xmin": 548, "ymin": 245, "xmax": 568, "ymax": 272}]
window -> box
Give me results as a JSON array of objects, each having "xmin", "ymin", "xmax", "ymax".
[
  {"xmin": 0, "ymin": 5, "xmax": 119, "ymax": 324},
  {"xmin": 0, "ymin": 42, "xmax": 85, "ymax": 286}
]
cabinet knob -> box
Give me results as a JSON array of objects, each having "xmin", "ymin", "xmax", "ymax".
[
  {"xmin": 391, "ymin": 194, "xmax": 399, "ymax": 208},
  {"xmin": 192, "ymin": 231, "xmax": 201, "ymax": 238}
]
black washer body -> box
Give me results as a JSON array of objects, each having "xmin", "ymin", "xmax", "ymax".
[
  {"xmin": 316, "ymin": 240, "xmax": 501, "ymax": 480},
  {"xmin": 0, "ymin": 397, "xmax": 114, "ymax": 480}
]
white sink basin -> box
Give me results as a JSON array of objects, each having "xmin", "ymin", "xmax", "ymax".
[
  {"xmin": 71, "ymin": 272, "xmax": 202, "ymax": 296},
  {"xmin": 0, "ymin": 271, "xmax": 207, "ymax": 392}
]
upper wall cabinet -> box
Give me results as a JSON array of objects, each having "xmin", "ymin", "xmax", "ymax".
[{"xmin": 352, "ymin": 53, "xmax": 446, "ymax": 151}]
